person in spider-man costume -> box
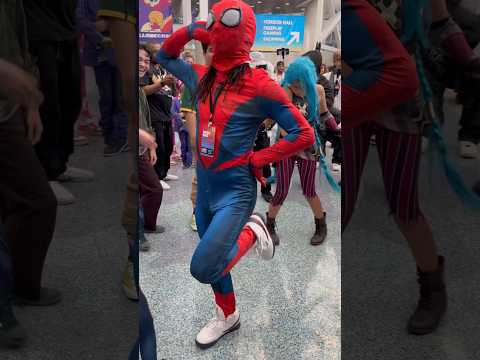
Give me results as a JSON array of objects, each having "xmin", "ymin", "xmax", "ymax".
[{"xmin": 156, "ymin": 0, "xmax": 314, "ymax": 349}]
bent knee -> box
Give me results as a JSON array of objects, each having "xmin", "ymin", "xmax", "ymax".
[
  {"xmin": 190, "ymin": 261, "xmax": 213, "ymax": 284},
  {"xmin": 190, "ymin": 260, "xmax": 217, "ymax": 284}
]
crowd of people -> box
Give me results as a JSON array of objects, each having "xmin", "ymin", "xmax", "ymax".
[
  {"xmin": 137, "ymin": 36, "xmax": 343, "ymax": 253},
  {"xmin": 2, "ymin": 0, "xmax": 479, "ymax": 357},
  {"xmin": 0, "ymin": 0, "xmax": 138, "ymax": 351},
  {"xmin": 137, "ymin": 0, "xmax": 342, "ymax": 353}
]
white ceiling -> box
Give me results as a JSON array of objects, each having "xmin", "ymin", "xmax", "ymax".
[{"xmin": 206, "ymin": 0, "xmax": 311, "ymax": 14}]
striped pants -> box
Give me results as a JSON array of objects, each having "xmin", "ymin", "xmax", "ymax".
[
  {"xmin": 271, "ymin": 156, "xmax": 317, "ymax": 206},
  {"xmin": 342, "ymin": 123, "xmax": 422, "ymax": 231}
]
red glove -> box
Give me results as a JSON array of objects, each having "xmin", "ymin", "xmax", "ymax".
[
  {"xmin": 248, "ymin": 153, "xmax": 267, "ymax": 188},
  {"xmin": 190, "ymin": 21, "xmax": 211, "ymax": 45}
]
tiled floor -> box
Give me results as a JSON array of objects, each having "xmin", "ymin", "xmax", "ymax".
[{"xmin": 141, "ymin": 151, "xmax": 341, "ymax": 359}]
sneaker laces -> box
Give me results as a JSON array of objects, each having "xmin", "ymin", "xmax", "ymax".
[
  {"xmin": 204, "ymin": 309, "xmax": 225, "ymax": 331},
  {"xmin": 249, "ymin": 222, "xmax": 270, "ymax": 257}
]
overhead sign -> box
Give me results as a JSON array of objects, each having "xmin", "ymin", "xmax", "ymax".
[
  {"xmin": 139, "ymin": 0, "xmax": 173, "ymax": 43},
  {"xmin": 253, "ymin": 14, "xmax": 305, "ymax": 52}
]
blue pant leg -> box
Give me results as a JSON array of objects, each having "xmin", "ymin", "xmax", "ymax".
[
  {"xmin": 94, "ymin": 63, "xmax": 115, "ymax": 146},
  {"xmin": 190, "ymin": 199, "xmax": 255, "ymax": 285},
  {"xmin": 131, "ymin": 204, "xmax": 157, "ymax": 360},
  {"xmin": 139, "ymin": 290, "xmax": 157, "ymax": 360}
]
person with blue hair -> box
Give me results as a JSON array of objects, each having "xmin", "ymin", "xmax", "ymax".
[
  {"xmin": 266, "ymin": 56, "xmax": 338, "ymax": 246},
  {"xmin": 343, "ymin": 0, "xmax": 480, "ymax": 336}
]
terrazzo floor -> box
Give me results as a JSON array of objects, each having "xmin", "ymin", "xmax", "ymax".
[{"xmin": 141, "ymin": 150, "xmax": 341, "ymax": 359}]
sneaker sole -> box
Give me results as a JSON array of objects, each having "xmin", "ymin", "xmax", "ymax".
[
  {"xmin": 57, "ymin": 176, "xmax": 94, "ymax": 183},
  {"xmin": 103, "ymin": 152, "xmax": 123, "ymax": 157},
  {"xmin": 14, "ymin": 295, "xmax": 62, "ymax": 307},
  {"xmin": 407, "ymin": 320, "xmax": 442, "ymax": 336},
  {"xmin": 249, "ymin": 213, "xmax": 275, "ymax": 259},
  {"xmin": 144, "ymin": 228, "xmax": 165, "ymax": 234},
  {"xmin": 195, "ymin": 318, "xmax": 241, "ymax": 349},
  {"xmin": 0, "ymin": 334, "xmax": 26, "ymax": 348}
]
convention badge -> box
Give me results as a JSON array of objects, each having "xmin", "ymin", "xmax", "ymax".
[{"xmin": 200, "ymin": 123, "xmax": 216, "ymax": 157}]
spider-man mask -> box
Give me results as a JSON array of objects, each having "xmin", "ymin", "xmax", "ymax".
[{"xmin": 206, "ymin": 0, "xmax": 256, "ymax": 72}]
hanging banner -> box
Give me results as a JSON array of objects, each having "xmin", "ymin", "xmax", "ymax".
[
  {"xmin": 139, "ymin": 0, "xmax": 173, "ymax": 43},
  {"xmin": 253, "ymin": 14, "xmax": 305, "ymax": 52}
]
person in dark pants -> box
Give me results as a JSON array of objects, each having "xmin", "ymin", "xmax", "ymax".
[
  {"xmin": 23, "ymin": 0, "xmax": 82, "ymax": 181},
  {"xmin": 139, "ymin": 46, "xmax": 164, "ymax": 235},
  {"xmin": 76, "ymin": 0, "xmax": 129, "ymax": 156},
  {"xmin": 0, "ymin": 112, "xmax": 60, "ymax": 306},
  {"xmin": 304, "ymin": 49, "xmax": 342, "ymax": 171},
  {"xmin": 139, "ymin": 148, "xmax": 163, "ymax": 234},
  {"xmin": 0, "ymin": 2, "xmax": 60, "ymax": 310},
  {"xmin": 141, "ymin": 58, "xmax": 177, "ymax": 190},
  {"xmin": 424, "ymin": 0, "xmax": 480, "ymax": 159},
  {"xmin": 254, "ymin": 122, "xmax": 273, "ymax": 202}
]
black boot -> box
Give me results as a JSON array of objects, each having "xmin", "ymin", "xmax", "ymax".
[
  {"xmin": 311, "ymin": 213, "xmax": 327, "ymax": 245},
  {"xmin": 261, "ymin": 191, "xmax": 273, "ymax": 203},
  {"xmin": 0, "ymin": 302, "xmax": 26, "ymax": 348},
  {"xmin": 407, "ymin": 256, "xmax": 447, "ymax": 335},
  {"xmin": 265, "ymin": 213, "xmax": 279, "ymax": 245}
]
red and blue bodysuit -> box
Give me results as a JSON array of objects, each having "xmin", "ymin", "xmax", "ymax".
[{"xmin": 157, "ymin": 0, "xmax": 314, "ymax": 318}]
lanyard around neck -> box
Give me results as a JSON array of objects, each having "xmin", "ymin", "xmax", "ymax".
[{"xmin": 208, "ymin": 82, "xmax": 226, "ymax": 125}]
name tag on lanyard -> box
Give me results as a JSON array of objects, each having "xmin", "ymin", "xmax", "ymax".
[
  {"xmin": 200, "ymin": 84, "xmax": 224, "ymax": 158},
  {"xmin": 200, "ymin": 122, "xmax": 216, "ymax": 157}
]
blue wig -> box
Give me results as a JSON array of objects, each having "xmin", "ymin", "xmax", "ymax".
[
  {"xmin": 280, "ymin": 57, "xmax": 340, "ymax": 193},
  {"xmin": 282, "ymin": 57, "xmax": 319, "ymax": 124}
]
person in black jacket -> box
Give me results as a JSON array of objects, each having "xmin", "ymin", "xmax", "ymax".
[
  {"xmin": 23, "ymin": 1, "xmax": 82, "ymax": 174},
  {"xmin": 303, "ymin": 49, "xmax": 342, "ymax": 170}
]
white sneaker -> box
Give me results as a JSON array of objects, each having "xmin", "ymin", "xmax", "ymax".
[
  {"xmin": 57, "ymin": 166, "xmax": 95, "ymax": 183},
  {"xmin": 74, "ymin": 135, "xmax": 89, "ymax": 146},
  {"xmin": 164, "ymin": 174, "xmax": 179, "ymax": 181},
  {"xmin": 160, "ymin": 180, "xmax": 170, "ymax": 190},
  {"xmin": 246, "ymin": 213, "xmax": 275, "ymax": 260},
  {"xmin": 195, "ymin": 306, "xmax": 240, "ymax": 349},
  {"xmin": 49, "ymin": 181, "xmax": 76, "ymax": 205},
  {"xmin": 331, "ymin": 163, "xmax": 341, "ymax": 172},
  {"xmin": 458, "ymin": 141, "xmax": 478, "ymax": 159}
]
